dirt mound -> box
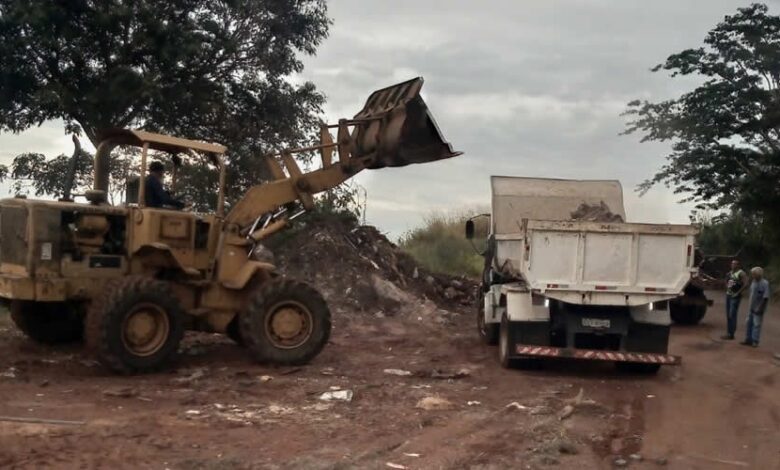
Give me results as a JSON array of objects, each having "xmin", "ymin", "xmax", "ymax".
[
  {"xmin": 266, "ymin": 214, "xmax": 477, "ymax": 316},
  {"xmin": 570, "ymin": 201, "xmax": 624, "ymax": 223}
]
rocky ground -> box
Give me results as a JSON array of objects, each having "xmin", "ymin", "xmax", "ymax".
[{"xmin": 0, "ymin": 217, "xmax": 779, "ymax": 469}]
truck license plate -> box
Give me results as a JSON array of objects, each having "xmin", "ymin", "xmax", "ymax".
[{"xmin": 582, "ymin": 318, "xmax": 610, "ymax": 329}]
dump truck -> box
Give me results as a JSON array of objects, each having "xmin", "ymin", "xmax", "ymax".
[
  {"xmin": 1, "ymin": 77, "xmax": 460, "ymax": 373},
  {"xmin": 466, "ymin": 176, "xmax": 699, "ymax": 373}
]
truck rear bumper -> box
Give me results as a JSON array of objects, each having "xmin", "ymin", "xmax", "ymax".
[{"xmin": 516, "ymin": 345, "xmax": 681, "ymax": 365}]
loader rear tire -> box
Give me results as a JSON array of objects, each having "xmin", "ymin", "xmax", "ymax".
[
  {"xmin": 239, "ymin": 279, "xmax": 331, "ymax": 366},
  {"xmin": 9, "ymin": 300, "xmax": 83, "ymax": 344},
  {"xmin": 85, "ymin": 277, "xmax": 184, "ymax": 374},
  {"xmin": 477, "ymin": 291, "xmax": 499, "ymax": 345}
]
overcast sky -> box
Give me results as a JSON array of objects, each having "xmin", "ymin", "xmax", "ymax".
[{"xmin": 0, "ymin": 1, "xmax": 773, "ymax": 238}]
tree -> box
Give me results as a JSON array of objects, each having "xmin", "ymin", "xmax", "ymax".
[
  {"xmin": 0, "ymin": 0, "xmax": 329, "ymax": 205},
  {"xmin": 623, "ymin": 3, "xmax": 780, "ymax": 229}
]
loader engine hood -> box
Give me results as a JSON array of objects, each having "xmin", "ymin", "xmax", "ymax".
[{"xmin": 351, "ymin": 77, "xmax": 461, "ymax": 169}]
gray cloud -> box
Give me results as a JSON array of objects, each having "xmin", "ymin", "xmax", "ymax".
[{"xmin": 301, "ymin": 0, "xmax": 764, "ymax": 236}]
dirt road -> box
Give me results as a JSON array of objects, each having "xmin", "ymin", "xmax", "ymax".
[{"xmin": 0, "ymin": 293, "xmax": 778, "ymax": 469}]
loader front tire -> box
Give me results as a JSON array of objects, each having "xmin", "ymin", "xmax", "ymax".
[
  {"xmin": 10, "ymin": 300, "xmax": 83, "ymax": 344},
  {"xmin": 85, "ymin": 277, "xmax": 184, "ymax": 374},
  {"xmin": 239, "ymin": 279, "xmax": 331, "ymax": 366}
]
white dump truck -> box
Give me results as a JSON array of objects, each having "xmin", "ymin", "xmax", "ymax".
[{"xmin": 466, "ymin": 176, "xmax": 699, "ymax": 373}]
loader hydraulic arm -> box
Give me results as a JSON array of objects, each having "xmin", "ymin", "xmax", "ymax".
[{"xmin": 225, "ymin": 77, "xmax": 461, "ymax": 240}]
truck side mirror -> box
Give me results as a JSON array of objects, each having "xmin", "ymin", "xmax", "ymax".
[{"xmin": 465, "ymin": 220, "xmax": 475, "ymax": 239}]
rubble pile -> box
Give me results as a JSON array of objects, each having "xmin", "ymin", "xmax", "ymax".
[
  {"xmin": 268, "ymin": 214, "xmax": 477, "ymax": 315},
  {"xmin": 570, "ymin": 201, "xmax": 624, "ymax": 223}
]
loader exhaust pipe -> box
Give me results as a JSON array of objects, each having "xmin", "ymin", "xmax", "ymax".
[{"xmin": 347, "ymin": 77, "xmax": 461, "ymax": 168}]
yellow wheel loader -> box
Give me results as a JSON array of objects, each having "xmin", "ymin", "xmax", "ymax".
[{"xmin": 0, "ymin": 78, "xmax": 460, "ymax": 373}]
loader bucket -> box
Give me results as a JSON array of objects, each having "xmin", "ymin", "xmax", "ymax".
[{"xmin": 351, "ymin": 77, "xmax": 461, "ymax": 169}]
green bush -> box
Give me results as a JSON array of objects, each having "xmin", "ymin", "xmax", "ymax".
[
  {"xmin": 398, "ymin": 212, "xmax": 485, "ymax": 278},
  {"xmin": 693, "ymin": 209, "xmax": 778, "ymax": 295}
]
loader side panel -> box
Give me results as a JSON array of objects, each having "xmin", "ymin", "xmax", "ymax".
[
  {"xmin": 31, "ymin": 205, "xmax": 63, "ymax": 276},
  {"xmin": 0, "ymin": 205, "xmax": 28, "ymax": 269}
]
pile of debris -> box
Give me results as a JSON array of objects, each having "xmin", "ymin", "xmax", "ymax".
[
  {"xmin": 570, "ymin": 201, "xmax": 624, "ymax": 223},
  {"xmin": 267, "ymin": 214, "xmax": 477, "ymax": 315}
]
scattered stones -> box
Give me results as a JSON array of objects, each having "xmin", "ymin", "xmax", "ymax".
[
  {"xmin": 505, "ymin": 402, "xmax": 528, "ymax": 411},
  {"xmin": 174, "ymin": 367, "xmax": 207, "ymax": 384},
  {"xmin": 466, "ymin": 401, "xmax": 481, "ymax": 406},
  {"xmin": 443, "ymin": 287, "xmax": 458, "ymax": 299},
  {"xmin": 319, "ymin": 390, "xmax": 353, "ymax": 402},
  {"xmin": 629, "ymin": 453, "xmax": 643, "ymax": 462},
  {"xmin": 558, "ymin": 405, "xmax": 575, "ymax": 420},
  {"xmin": 371, "ymin": 275, "xmax": 412, "ymax": 306},
  {"xmin": 655, "ymin": 457, "xmax": 668, "ymax": 466},
  {"xmin": 429, "ymin": 368, "xmax": 470, "ymax": 380},
  {"xmin": 614, "ymin": 457, "xmax": 628, "ymax": 467},
  {"xmin": 415, "ymin": 395, "xmax": 455, "ymax": 411},
  {"xmin": 103, "ymin": 387, "xmax": 138, "ymax": 398},
  {"xmin": 384, "ymin": 369, "xmax": 413, "ymax": 377}
]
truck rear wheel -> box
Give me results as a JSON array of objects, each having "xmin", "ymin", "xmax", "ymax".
[
  {"xmin": 85, "ymin": 277, "xmax": 184, "ymax": 374},
  {"xmin": 670, "ymin": 300, "xmax": 707, "ymax": 325},
  {"xmin": 499, "ymin": 313, "xmax": 540, "ymax": 370},
  {"xmin": 9, "ymin": 300, "xmax": 83, "ymax": 344},
  {"xmin": 670, "ymin": 285, "xmax": 708, "ymax": 325},
  {"xmin": 239, "ymin": 279, "xmax": 331, "ymax": 366},
  {"xmin": 477, "ymin": 291, "xmax": 499, "ymax": 345}
]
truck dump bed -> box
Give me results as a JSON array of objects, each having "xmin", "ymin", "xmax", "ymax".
[{"xmin": 490, "ymin": 176, "xmax": 697, "ymax": 306}]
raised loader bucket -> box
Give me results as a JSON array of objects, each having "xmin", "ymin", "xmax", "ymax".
[{"xmin": 351, "ymin": 77, "xmax": 461, "ymax": 169}]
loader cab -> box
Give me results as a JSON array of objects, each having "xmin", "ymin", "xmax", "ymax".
[{"xmin": 92, "ymin": 129, "xmax": 228, "ymax": 276}]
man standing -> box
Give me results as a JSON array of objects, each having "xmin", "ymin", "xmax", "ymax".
[
  {"xmin": 145, "ymin": 161, "xmax": 185, "ymax": 209},
  {"xmin": 742, "ymin": 267, "xmax": 770, "ymax": 347},
  {"xmin": 722, "ymin": 259, "xmax": 748, "ymax": 340}
]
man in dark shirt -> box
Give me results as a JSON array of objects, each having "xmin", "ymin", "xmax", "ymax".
[{"xmin": 145, "ymin": 161, "xmax": 185, "ymax": 209}]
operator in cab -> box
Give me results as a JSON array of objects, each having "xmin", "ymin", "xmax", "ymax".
[{"xmin": 145, "ymin": 161, "xmax": 185, "ymax": 209}]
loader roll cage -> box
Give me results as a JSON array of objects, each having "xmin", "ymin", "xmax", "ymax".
[{"xmin": 93, "ymin": 129, "xmax": 228, "ymax": 216}]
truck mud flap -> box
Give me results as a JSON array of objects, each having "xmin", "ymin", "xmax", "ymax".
[{"xmin": 516, "ymin": 345, "xmax": 680, "ymax": 365}]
